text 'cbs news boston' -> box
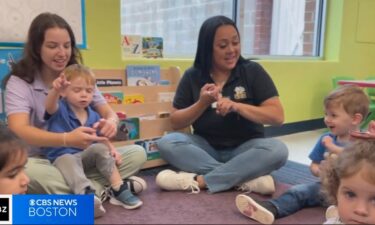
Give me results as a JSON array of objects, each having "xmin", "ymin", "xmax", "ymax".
[{"xmin": 0, "ymin": 194, "xmax": 94, "ymax": 224}]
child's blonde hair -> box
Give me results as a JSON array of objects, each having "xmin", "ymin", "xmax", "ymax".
[
  {"xmin": 324, "ymin": 84, "xmax": 369, "ymax": 120},
  {"xmin": 63, "ymin": 64, "xmax": 96, "ymax": 85},
  {"xmin": 320, "ymin": 139, "xmax": 375, "ymax": 205},
  {"xmin": 0, "ymin": 125, "xmax": 28, "ymax": 171}
]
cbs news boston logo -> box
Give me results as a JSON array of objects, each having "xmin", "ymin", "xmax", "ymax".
[{"xmin": 0, "ymin": 194, "xmax": 93, "ymax": 224}]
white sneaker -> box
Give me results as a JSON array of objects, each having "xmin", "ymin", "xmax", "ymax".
[
  {"xmin": 94, "ymin": 196, "xmax": 106, "ymax": 218},
  {"xmin": 235, "ymin": 194, "xmax": 274, "ymax": 225},
  {"xmin": 125, "ymin": 176, "xmax": 147, "ymax": 194},
  {"xmin": 155, "ymin": 169, "xmax": 200, "ymax": 193},
  {"xmin": 237, "ymin": 175, "xmax": 275, "ymax": 195}
]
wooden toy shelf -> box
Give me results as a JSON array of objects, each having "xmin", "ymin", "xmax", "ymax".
[{"xmin": 94, "ymin": 66, "xmax": 182, "ymax": 169}]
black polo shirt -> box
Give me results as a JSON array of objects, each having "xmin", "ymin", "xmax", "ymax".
[{"xmin": 173, "ymin": 60, "xmax": 279, "ymax": 149}]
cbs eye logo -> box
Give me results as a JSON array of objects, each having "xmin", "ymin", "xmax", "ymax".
[{"xmin": 0, "ymin": 198, "xmax": 9, "ymax": 221}]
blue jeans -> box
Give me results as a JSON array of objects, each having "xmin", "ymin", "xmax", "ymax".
[
  {"xmin": 269, "ymin": 182, "xmax": 324, "ymax": 218},
  {"xmin": 156, "ymin": 132, "xmax": 288, "ymax": 193}
]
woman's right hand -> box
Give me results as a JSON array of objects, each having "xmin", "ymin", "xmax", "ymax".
[
  {"xmin": 199, "ymin": 83, "xmax": 221, "ymax": 105},
  {"xmin": 66, "ymin": 127, "xmax": 108, "ymax": 149}
]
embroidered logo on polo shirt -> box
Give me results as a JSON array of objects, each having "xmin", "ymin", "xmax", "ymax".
[{"xmin": 234, "ymin": 86, "xmax": 246, "ymax": 100}]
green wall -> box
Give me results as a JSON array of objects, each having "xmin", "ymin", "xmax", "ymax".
[{"xmin": 82, "ymin": 0, "xmax": 375, "ymax": 124}]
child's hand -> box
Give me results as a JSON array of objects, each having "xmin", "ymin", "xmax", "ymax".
[
  {"xmin": 310, "ymin": 162, "xmax": 321, "ymax": 177},
  {"xmin": 111, "ymin": 149, "xmax": 122, "ymax": 166},
  {"xmin": 322, "ymin": 136, "xmax": 333, "ymax": 147},
  {"xmin": 105, "ymin": 140, "xmax": 122, "ymax": 166},
  {"xmin": 52, "ymin": 73, "xmax": 70, "ymax": 93},
  {"xmin": 93, "ymin": 118, "xmax": 118, "ymax": 138}
]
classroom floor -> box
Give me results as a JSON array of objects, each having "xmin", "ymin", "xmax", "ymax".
[{"xmin": 276, "ymin": 128, "xmax": 326, "ymax": 165}]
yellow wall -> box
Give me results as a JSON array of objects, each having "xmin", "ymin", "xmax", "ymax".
[{"xmin": 82, "ymin": 0, "xmax": 375, "ymax": 124}]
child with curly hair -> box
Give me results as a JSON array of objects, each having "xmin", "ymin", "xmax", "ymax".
[{"xmin": 320, "ymin": 139, "xmax": 375, "ymax": 224}]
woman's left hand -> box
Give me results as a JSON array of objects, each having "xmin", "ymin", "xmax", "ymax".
[
  {"xmin": 93, "ymin": 118, "xmax": 117, "ymax": 138},
  {"xmin": 216, "ymin": 97, "xmax": 237, "ymax": 116}
]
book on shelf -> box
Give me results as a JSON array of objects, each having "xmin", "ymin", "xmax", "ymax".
[
  {"xmin": 126, "ymin": 65, "xmax": 161, "ymax": 86},
  {"xmin": 114, "ymin": 117, "xmax": 140, "ymax": 141},
  {"xmin": 123, "ymin": 94, "xmax": 144, "ymax": 104},
  {"xmin": 134, "ymin": 137, "xmax": 161, "ymax": 160},
  {"xmin": 121, "ymin": 35, "xmax": 142, "ymax": 58},
  {"xmin": 142, "ymin": 37, "xmax": 163, "ymax": 58},
  {"xmin": 102, "ymin": 91, "xmax": 123, "ymax": 104}
]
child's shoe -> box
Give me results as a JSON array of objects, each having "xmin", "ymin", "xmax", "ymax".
[
  {"xmin": 85, "ymin": 186, "xmax": 106, "ymax": 218},
  {"xmin": 109, "ymin": 183, "xmax": 143, "ymax": 209},
  {"xmin": 100, "ymin": 176, "xmax": 147, "ymax": 202},
  {"xmin": 94, "ymin": 196, "xmax": 106, "ymax": 218},
  {"xmin": 235, "ymin": 194, "xmax": 276, "ymax": 225},
  {"xmin": 237, "ymin": 175, "xmax": 275, "ymax": 195},
  {"xmin": 124, "ymin": 176, "xmax": 147, "ymax": 194}
]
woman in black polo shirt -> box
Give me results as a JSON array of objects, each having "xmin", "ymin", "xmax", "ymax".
[{"xmin": 155, "ymin": 15, "xmax": 288, "ymax": 194}]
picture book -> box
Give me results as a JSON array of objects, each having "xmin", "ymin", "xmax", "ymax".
[
  {"xmin": 124, "ymin": 94, "xmax": 144, "ymax": 104},
  {"xmin": 114, "ymin": 117, "xmax": 140, "ymax": 141},
  {"xmin": 126, "ymin": 65, "xmax": 160, "ymax": 86},
  {"xmin": 96, "ymin": 79, "xmax": 123, "ymax": 87},
  {"xmin": 0, "ymin": 48, "xmax": 23, "ymax": 122},
  {"xmin": 142, "ymin": 37, "xmax": 163, "ymax": 58},
  {"xmin": 135, "ymin": 137, "xmax": 161, "ymax": 160},
  {"xmin": 121, "ymin": 35, "xmax": 142, "ymax": 58},
  {"xmin": 102, "ymin": 91, "xmax": 124, "ymax": 104}
]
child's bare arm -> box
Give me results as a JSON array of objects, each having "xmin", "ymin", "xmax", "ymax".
[
  {"xmin": 322, "ymin": 135, "xmax": 344, "ymax": 155},
  {"xmin": 45, "ymin": 88, "xmax": 61, "ymax": 115}
]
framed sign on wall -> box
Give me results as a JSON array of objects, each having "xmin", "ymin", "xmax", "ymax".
[{"xmin": 0, "ymin": 0, "xmax": 86, "ymax": 48}]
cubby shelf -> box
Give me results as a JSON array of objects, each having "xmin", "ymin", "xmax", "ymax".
[{"xmin": 94, "ymin": 66, "xmax": 182, "ymax": 169}]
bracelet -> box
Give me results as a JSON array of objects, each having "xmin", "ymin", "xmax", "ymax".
[{"xmin": 63, "ymin": 132, "xmax": 67, "ymax": 147}]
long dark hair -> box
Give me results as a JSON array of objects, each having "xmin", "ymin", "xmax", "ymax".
[
  {"xmin": 193, "ymin": 15, "xmax": 245, "ymax": 76},
  {"xmin": 3, "ymin": 12, "xmax": 82, "ymax": 87}
]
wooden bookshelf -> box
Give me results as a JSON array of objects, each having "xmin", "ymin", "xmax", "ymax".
[{"xmin": 93, "ymin": 66, "xmax": 182, "ymax": 169}]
